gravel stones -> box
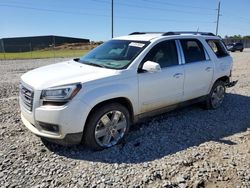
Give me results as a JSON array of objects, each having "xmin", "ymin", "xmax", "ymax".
[{"xmin": 0, "ymin": 52, "xmax": 250, "ymax": 187}]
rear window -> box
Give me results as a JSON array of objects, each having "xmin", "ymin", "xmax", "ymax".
[
  {"xmin": 206, "ymin": 40, "xmax": 229, "ymax": 58},
  {"xmin": 180, "ymin": 39, "xmax": 206, "ymax": 64}
]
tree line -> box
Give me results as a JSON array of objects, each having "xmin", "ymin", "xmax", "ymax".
[{"xmin": 225, "ymin": 35, "xmax": 250, "ymax": 39}]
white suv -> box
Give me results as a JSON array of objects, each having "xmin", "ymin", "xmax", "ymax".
[{"xmin": 20, "ymin": 31, "xmax": 237, "ymax": 150}]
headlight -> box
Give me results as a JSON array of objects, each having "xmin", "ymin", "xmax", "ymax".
[{"xmin": 41, "ymin": 83, "xmax": 82, "ymax": 102}]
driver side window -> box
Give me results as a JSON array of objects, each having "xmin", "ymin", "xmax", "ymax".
[{"xmin": 142, "ymin": 40, "xmax": 179, "ymax": 68}]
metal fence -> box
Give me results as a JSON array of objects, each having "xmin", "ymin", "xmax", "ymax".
[
  {"xmin": 0, "ymin": 43, "xmax": 98, "ymax": 60},
  {"xmin": 1, "ymin": 39, "xmax": 249, "ymax": 60}
]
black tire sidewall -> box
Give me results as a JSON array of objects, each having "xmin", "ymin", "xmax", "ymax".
[
  {"xmin": 83, "ymin": 103, "xmax": 131, "ymax": 150},
  {"xmin": 207, "ymin": 81, "xmax": 225, "ymax": 109}
]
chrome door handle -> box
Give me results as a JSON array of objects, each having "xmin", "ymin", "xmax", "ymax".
[
  {"xmin": 173, "ymin": 73, "xmax": 183, "ymax": 78},
  {"xmin": 205, "ymin": 67, "xmax": 213, "ymax": 72}
]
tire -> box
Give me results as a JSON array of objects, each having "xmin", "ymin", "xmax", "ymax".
[
  {"xmin": 240, "ymin": 49, "xmax": 243, "ymax": 52},
  {"xmin": 205, "ymin": 81, "xmax": 226, "ymax": 110},
  {"xmin": 83, "ymin": 103, "xmax": 131, "ymax": 150}
]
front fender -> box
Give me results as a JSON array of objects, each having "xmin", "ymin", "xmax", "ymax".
[{"xmin": 82, "ymin": 80, "xmax": 138, "ymax": 115}]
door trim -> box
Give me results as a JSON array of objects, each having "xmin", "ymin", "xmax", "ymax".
[
  {"xmin": 134, "ymin": 95, "xmax": 207, "ymax": 123},
  {"xmin": 175, "ymin": 40, "xmax": 185, "ymax": 65}
]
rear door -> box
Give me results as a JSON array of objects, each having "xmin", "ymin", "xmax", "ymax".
[{"xmin": 179, "ymin": 39, "xmax": 214, "ymax": 101}]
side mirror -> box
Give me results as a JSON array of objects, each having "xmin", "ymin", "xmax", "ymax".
[{"xmin": 142, "ymin": 61, "xmax": 161, "ymax": 73}]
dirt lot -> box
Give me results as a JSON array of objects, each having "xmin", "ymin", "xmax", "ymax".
[{"xmin": 0, "ymin": 50, "xmax": 249, "ymax": 188}]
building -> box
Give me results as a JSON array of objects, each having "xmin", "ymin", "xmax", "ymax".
[{"xmin": 0, "ymin": 35, "xmax": 90, "ymax": 52}]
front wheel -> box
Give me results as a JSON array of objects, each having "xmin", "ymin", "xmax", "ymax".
[
  {"xmin": 83, "ymin": 103, "xmax": 130, "ymax": 150},
  {"xmin": 205, "ymin": 81, "xmax": 226, "ymax": 110}
]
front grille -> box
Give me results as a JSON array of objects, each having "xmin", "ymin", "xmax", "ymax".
[{"xmin": 20, "ymin": 84, "xmax": 34, "ymax": 111}]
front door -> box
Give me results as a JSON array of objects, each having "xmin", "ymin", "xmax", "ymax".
[{"xmin": 138, "ymin": 40, "xmax": 184, "ymax": 113}]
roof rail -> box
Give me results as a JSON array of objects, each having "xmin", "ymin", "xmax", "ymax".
[
  {"xmin": 129, "ymin": 31, "xmax": 216, "ymax": 36},
  {"xmin": 162, "ymin": 31, "xmax": 215, "ymax": 36},
  {"xmin": 129, "ymin": 32, "xmax": 164, "ymax": 35}
]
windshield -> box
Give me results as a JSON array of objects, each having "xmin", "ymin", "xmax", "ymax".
[{"xmin": 79, "ymin": 40, "xmax": 149, "ymax": 69}]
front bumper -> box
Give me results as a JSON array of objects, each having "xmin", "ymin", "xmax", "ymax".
[
  {"xmin": 21, "ymin": 113, "xmax": 83, "ymax": 145},
  {"xmin": 20, "ymin": 89, "xmax": 91, "ymax": 145},
  {"xmin": 41, "ymin": 133, "xmax": 83, "ymax": 146}
]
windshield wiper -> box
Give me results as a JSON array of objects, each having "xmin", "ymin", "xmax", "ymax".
[
  {"xmin": 76, "ymin": 59, "xmax": 113, "ymax": 69},
  {"xmin": 84, "ymin": 61, "xmax": 107, "ymax": 68},
  {"xmin": 73, "ymin": 58, "xmax": 80, "ymax": 62},
  {"xmin": 80, "ymin": 60, "xmax": 107, "ymax": 68}
]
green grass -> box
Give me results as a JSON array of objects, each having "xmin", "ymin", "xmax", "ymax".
[{"xmin": 0, "ymin": 49, "xmax": 90, "ymax": 60}]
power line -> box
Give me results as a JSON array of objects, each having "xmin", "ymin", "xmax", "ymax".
[
  {"xmin": 5, "ymin": 1, "xmax": 250, "ymax": 37},
  {"xmin": 92, "ymin": 0, "xmax": 215, "ymax": 16},
  {"xmin": 0, "ymin": 3, "xmax": 214, "ymax": 24},
  {"xmin": 222, "ymin": 12, "xmax": 250, "ymax": 25},
  {"xmin": 142, "ymin": 0, "xmax": 216, "ymax": 11},
  {"xmin": 6, "ymin": 0, "xmax": 250, "ymax": 25},
  {"xmin": 117, "ymin": 16, "xmax": 214, "ymax": 24},
  {"xmin": 0, "ymin": 0, "xmax": 111, "ymax": 11},
  {"xmin": 220, "ymin": 23, "xmax": 249, "ymax": 36},
  {"xmin": 0, "ymin": 4, "xmax": 110, "ymax": 17}
]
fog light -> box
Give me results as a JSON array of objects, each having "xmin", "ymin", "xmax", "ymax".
[{"xmin": 38, "ymin": 122, "xmax": 59, "ymax": 133}]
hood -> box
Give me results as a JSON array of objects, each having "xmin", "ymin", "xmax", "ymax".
[{"xmin": 21, "ymin": 60, "xmax": 118, "ymax": 90}]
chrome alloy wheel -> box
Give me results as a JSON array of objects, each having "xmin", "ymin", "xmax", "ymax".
[
  {"xmin": 94, "ymin": 110, "xmax": 127, "ymax": 147},
  {"xmin": 211, "ymin": 85, "xmax": 225, "ymax": 108}
]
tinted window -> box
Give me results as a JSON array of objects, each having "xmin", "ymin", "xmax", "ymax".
[
  {"xmin": 207, "ymin": 40, "xmax": 229, "ymax": 58},
  {"xmin": 235, "ymin": 43, "xmax": 243, "ymax": 47},
  {"xmin": 180, "ymin": 39, "xmax": 206, "ymax": 63},
  {"xmin": 143, "ymin": 40, "xmax": 179, "ymax": 68}
]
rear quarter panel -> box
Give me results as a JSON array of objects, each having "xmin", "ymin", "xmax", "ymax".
[{"xmin": 200, "ymin": 37, "xmax": 233, "ymax": 91}]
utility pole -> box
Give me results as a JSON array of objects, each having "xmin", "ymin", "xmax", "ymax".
[
  {"xmin": 111, "ymin": 0, "xmax": 114, "ymax": 38},
  {"xmin": 216, "ymin": 1, "xmax": 221, "ymax": 36}
]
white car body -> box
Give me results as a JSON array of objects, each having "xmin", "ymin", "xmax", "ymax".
[{"xmin": 20, "ymin": 32, "xmax": 234, "ymax": 145}]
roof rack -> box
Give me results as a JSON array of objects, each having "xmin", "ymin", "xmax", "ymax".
[
  {"xmin": 129, "ymin": 32, "xmax": 164, "ymax": 35},
  {"xmin": 163, "ymin": 31, "xmax": 215, "ymax": 36},
  {"xmin": 129, "ymin": 31, "xmax": 215, "ymax": 36}
]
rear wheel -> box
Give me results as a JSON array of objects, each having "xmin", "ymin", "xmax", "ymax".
[
  {"xmin": 240, "ymin": 49, "xmax": 243, "ymax": 52},
  {"xmin": 83, "ymin": 103, "xmax": 130, "ymax": 150},
  {"xmin": 205, "ymin": 81, "xmax": 226, "ymax": 110}
]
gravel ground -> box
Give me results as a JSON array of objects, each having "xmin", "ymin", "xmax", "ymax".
[{"xmin": 0, "ymin": 51, "xmax": 250, "ymax": 188}]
